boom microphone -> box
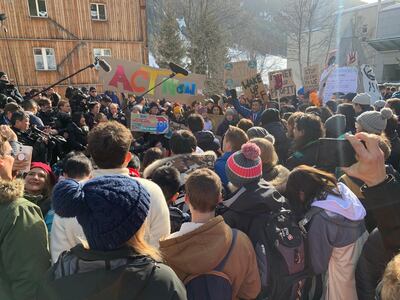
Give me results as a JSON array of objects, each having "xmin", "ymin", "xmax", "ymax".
[
  {"xmin": 98, "ymin": 58, "xmax": 112, "ymax": 72},
  {"xmin": 169, "ymin": 62, "xmax": 189, "ymax": 76}
]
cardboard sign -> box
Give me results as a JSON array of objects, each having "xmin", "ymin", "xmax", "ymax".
[
  {"xmin": 224, "ymin": 60, "xmax": 257, "ymax": 89},
  {"xmin": 241, "ymin": 73, "xmax": 269, "ymax": 103},
  {"xmin": 322, "ymin": 66, "xmax": 358, "ymax": 103},
  {"xmin": 130, "ymin": 113, "xmax": 169, "ymax": 134},
  {"xmin": 100, "ymin": 58, "xmax": 206, "ymax": 105},
  {"xmin": 268, "ymin": 69, "xmax": 296, "ymax": 99},
  {"xmin": 361, "ymin": 64, "xmax": 382, "ymax": 103},
  {"xmin": 303, "ymin": 65, "xmax": 320, "ymax": 92}
]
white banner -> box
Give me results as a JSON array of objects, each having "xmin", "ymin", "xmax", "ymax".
[
  {"xmin": 361, "ymin": 64, "xmax": 382, "ymax": 103},
  {"xmin": 322, "ymin": 67, "xmax": 358, "ymax": 103}
]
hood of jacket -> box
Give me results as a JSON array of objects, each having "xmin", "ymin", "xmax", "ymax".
[
  {"xmin": 0, "ymin": 179, "xmax": 24, "ymax": 204},
  {"xmin": 159, "ymin": 216, "xmax": 232, "ymax": 276},
  {"xmin": 312, "ymin": 182, "xmax": 366, "ymax": 221},
  {"xmin": 143, "ymin": 151, "xmax": 217, "ymax": 184}
]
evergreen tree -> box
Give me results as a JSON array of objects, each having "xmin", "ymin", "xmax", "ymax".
[{"xmin": 155, "ymin": 13, "xmax": 185, "ymax": 68}]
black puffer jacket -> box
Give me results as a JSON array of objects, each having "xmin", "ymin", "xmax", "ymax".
[
  {"xmin": 194, "ymin": 130, "xmax": 221, "ymax": 153},
  {"xmin": 263, "ymin": 121, "xmax": 290, "ymax": 163},
  {"xmin": 37, "ymin": 244, "xmax": 187, "ymax": 300},
  {"xmin": 66, "ymin": 122, "xmax": 88, "ymax": 151}
]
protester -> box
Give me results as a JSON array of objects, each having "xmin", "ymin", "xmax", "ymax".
[
  {"xmin": 352, "ymin": 93, "xmax": 374, "ymax": 116},
  {"xmin": 39, "ymin": 175, "xmax": 186, "ymax": 299},
  {"xmin": 246, "ymin": 126, "xmax": 275, "ymax": 144},
  {"xmin": 214, "ymin": 126, "xmax": 248, "ymax": 189},
  {"xmin": 160, "ymin": 168, "xmax": 261, "ymax": 299},
  {"xmin": 260, "ymin": 108, "xmax": 290, "ymax": 163},
  {"xmin": 237, "ymin": 118, "xmax": 254, "ymax": 132},
  {"xmin": 355, "ymin": 108, "xmax": 393, "ymax": 135},
  {"xmin": 285, "ymin": 165, "xmax": 368, "ymax": 300},
  {"xmin": 286, "ymin": 113, "xmax": 325, "ymax": 170},
  {"xmin": 0, "ymin": 125, "xmax": 50, "ymax": 300},
  {"xmin": 337, "ymin": 103, "xmax": 357, "ymax": 134},
  {"xmin": 187, "ymin": 113, "xmax": 220, "ymax": 153},
  {"xmin": 107, "ymin": 103, "xmax": 127, "ymax": 126},
  {"xmin": 216, "ymin": 107, "xmax": 238, "ymax": 137},
  {"xmin": 141, "ymin": 146, "xmax": 163, "ymax": 173},
  {"xmin": 251, "ymin": 137, "xmax": 289, "ymax": 193},
  {"xmin": 324, "ymin": 114, "xmax": 347, "ymax": 138},
  {"xmin": 199, "ymin": 106, "xmax": 213, "ymax": 131},
  {"xmin": 231, "ymin": 97, "xmax": 264, "ymax": 125}
]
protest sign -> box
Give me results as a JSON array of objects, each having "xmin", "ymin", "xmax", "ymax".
[
  {"xmin": 224, "ymin": 60, "xmax": 257, "ymax": 89},
  {"xmin": 207, "ymin": 114, "xmax": 225, "ymax": 132},
  {"xmin": 322, "ymin": 66, "xmax": 358, "ymax": 103},
  {"xmin": 241, "ymin": 73, "xmax": 269, "ymax": 103},
  {"xmin": 130, "ymin": 113, "xmax": 169, "ymax": 134},
  {"xmin": 361, "ymin": 64, "xmax": 382, "ymax": 103},
  {"xmin": 303, "ymin": 65, "xmax": 320, "ymax": 92},
  {"xmin": 268, "ymin": 69, "xmax": 296, "ymax": 99},
  {"xmin": 100, "ymin": 58, "xmax": 205, "ymax": 105}
]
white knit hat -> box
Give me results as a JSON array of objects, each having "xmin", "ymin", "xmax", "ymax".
[
  {"xmin": 352, "ymin": 93, "xmax": 371, "ymax": 106},
  {"xmin": 356, "ymin": 108, "xmax": 393, "ymax": 134}
]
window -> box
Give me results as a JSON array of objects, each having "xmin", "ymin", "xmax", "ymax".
[
  {"xmin": 33, "ymin": 48, "xmax": 56, "ymax": 71},
  {"xmin": 28, "ymin": 0, "xmax": 48, "ymax": 17},
  {"xmin": 91, "ymin": 3, "xmax": 107, "ymax": 21},
  {"xmin": 93, "ymin": 48, "xmax": 112, "ymax": 57}
]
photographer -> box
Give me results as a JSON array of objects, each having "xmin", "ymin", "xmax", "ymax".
[
  {"xmin": 0, "ymin": 72, "xmax": 23, "ymax": 104},
  {"xmin": 66, "ymin": 86, "xmax": 88, "ymax": 114},
  {"xmin": 37, "ymin": 98, "xmax": 56, "ymax": 127}
]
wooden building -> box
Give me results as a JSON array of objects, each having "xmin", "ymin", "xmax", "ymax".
[{"xmin": 0, "ymin": 0, "xmax": 148, "ymax": 94}]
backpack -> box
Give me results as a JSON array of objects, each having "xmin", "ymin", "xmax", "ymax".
[
  {"xmin": 184, "ymin": 229, "xmax": 238, "ymax": 300},
  {"xmin": 247, "ymin": 208, "xmax": 310, "ymax": 300}
]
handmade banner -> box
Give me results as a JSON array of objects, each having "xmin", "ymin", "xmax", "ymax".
[
  {"xmin": 224, "ymin": 60, "xmax": 257, "ymax": 89},
  {"xmin": 241, "ymin": 73, "xmax": 269, "ymax": 103},
  {"xmin": 100, "ymin": 58, "xmax": 206, "ymax": 105},
  {"xmin": 303, "ymin": 65, "xmax": 320, "ymax": 92},
  {"xmin": 322, "ymin": 66, "xmax": 358, "ymax": 103},
  {"xmin": 361, "ymin": 64, "xmax": 382, "ymax": 103},
  {"xmin": 268, "ymin": 69, "xmax": 296, "ymax": 99},
  {"xmin": 130, "ymin": 113, "xmax": 169, "ymax": 134}
]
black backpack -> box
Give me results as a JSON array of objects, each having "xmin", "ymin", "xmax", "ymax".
[
  {"xmin": 184, "ymin": 229, "xmax": 238, "ymax": 300},
  {"xmin": 248, "ymin": 208, "xmax": 310, "ymax": 300}
]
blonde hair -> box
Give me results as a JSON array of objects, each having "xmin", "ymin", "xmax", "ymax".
[
  {"xmin": 381, "ymin": 253, "xmax": 400, "ymax": 300},
  {"xmin": 126, "ymin": 223, "xmax": 162, "ymax": 262},
  {"xmin": 251, "ymin": 138, "xmax": 278, "ymax": 168}
]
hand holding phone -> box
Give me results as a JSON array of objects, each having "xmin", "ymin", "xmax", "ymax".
[{"xmin": 316, "ymin": 138, "xmax": 357, "ymax": 168}]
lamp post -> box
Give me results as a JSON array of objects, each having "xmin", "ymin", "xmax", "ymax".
[{"xmin": 0, "ymin": 13, "xmax": 20, "ymax": 88}]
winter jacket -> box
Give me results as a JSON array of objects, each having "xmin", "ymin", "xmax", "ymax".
[
  {"xmin": 193, "ymin": 130, "xmax": 221, "ymax": 153},
  {"xmin": 387, "ymin": 132, "xmax": 400, "ymax": 172},
  {"xmin": 286, "ymin": 140, "xmax": 319, "ymax": 170},
  {"xmin": 214, "ymin": 151, "xmax": 233, "ymax": 187},
  {"xmin": 66, "ymin": 122, "xmax": 88, "ymax": 151},
  {"xmin": 361, "ymin": 174, "xmax": 400, "ymax": 253},
  {"xmin": 27, "ymin": 111, "xmax": 45, "ymax": 130},
  {"xmin": 305, "ymin": 183, "xmax": 368, "ymax": 300},
  {"xmin": 231, "ymin": 97, "xmax": 263, "ymax": 125},
  {"xmin": 262, "ymin": 121, "xmax": 290, "ymax": 163},
  {"xmin": 84, "ymin": 112, "xmax": 96, "ymax": 130},
  {"xmin": 355, "ymin": 229, "xmax": 393, "ymax": 300},
  {"xmin": 160, "ymin": 216, "xmax": 261, "ymax": 300},
  {"xmin": 107, "ymin": 111, "xmax": 127, "ymax": 126},
  {"xmin": 0, "ymin": 179, "xmax": 50, "ymax": 300},
  {"xmin": 24, "ymin": 193, "xmax": 52, "ymax": 218},
  {"xmin": 49, "ymin": 168, "xmax": 170, "ymax": 258},
  {"xmin": 222, "ymin": 179, "xmax": 289, "ymax": 234},
  {"xmin": 216, "ymin": 118, "xmax": 237, "ymax": 137},
  {"xmin": 143, "ymin": 151, "xmax": 217, "ymax": 185},
  {"xmin": 38, "ymin": 244, "xmax": 186, "ymax": 300}
]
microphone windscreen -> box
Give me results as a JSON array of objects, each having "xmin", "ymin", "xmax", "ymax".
[
  {"xmin": 98, "ymin": 59, "xmax": 112, "ymax": 72},
  {"xmin": 169, "ymin": 62, "xmax": 189, "ymax": 76}
]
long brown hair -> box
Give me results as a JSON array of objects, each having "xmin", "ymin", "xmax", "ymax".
[
  {"xmin": 126, "ymin": 223, "xmax": 162, "ymax": 262},
  {"xmin": 285, "ymin": 165, "xmax": 339, "ymax": 217}
]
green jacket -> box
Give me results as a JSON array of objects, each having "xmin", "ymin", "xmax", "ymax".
[{"xmin": 0, "ymin": 179, "xmax": 50, "ymax": 300}]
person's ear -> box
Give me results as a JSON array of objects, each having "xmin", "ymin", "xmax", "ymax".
[
  {"xmin": 217, "ymin": 193, "xmax": 223, "ymax": 203},
  {"xmin": 184, "ymin": 194, "xmax": 190, "ymax": 204},
  {"xmin": 171, "ymin": 192, "xmax": 179, "ymax": 203},
  {"xmin": 123, "ymin": 151, "xmax": 132, "ymax": 167}
]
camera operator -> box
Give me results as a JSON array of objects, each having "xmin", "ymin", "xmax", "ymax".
[
  {"xmin": 88, "ymin": 86, "xmax": 101, "ymax": 103},
  {"xmin": 42, "ymin": 87, "xmax": 61, "ymax": 107},
  {"xmin": 0, "ymin": 72, "xmax": 24, "ymax": 104},
  {"xmin": 99, "ymin": 94, "xmax": 112, "ymax": 115},
  {"xmin": 10, "ymin": 110, "xmax": 51, "ymax": 163},
  {"xmin": 54, "ymin": 100, "xmax": 72, "ymax": 136},
  {"xmin": 66, "ymin": 87, "xmax": 88, "ymax": 114}
]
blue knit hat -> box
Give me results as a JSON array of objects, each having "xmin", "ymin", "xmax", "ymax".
[{"xmin": 53, "ymin": 175, "xmax": 150, "ymax": 251}]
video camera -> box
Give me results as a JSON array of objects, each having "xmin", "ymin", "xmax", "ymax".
[{"xmin": 66, "ymin": 86, "xmax": 89, "ymax": 113}]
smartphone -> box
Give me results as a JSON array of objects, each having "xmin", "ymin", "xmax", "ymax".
[
  {"xmin": 316, "ymin": 138, "xmax": 356, "ymax": 168},
  {"xmin": 14, "ymin": 144, "xmax": 33, "ymax": 173}
]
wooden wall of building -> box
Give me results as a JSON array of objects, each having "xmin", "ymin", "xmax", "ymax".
[{"xmin": 0, "ymin": 0, "xmax": 148, "ymax": 92}]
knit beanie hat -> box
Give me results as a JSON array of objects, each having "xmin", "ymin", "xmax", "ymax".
[
  {"xmin": 356, "ymin": 107, "xmax": 393, "ymax": 134},
  {"xmin": 352, "ymin": 93, "xmax": 371, "ymax": 105},
  {"xmin": 53, "ymin": 175, "xmax": 150, "ymax": 251},
  {"xmin": 31, "ymin": 162, "xmax": 56, "ymax": 185},
  {"xmin": 226, "ymin": 142, "xmax": 262, "ymax": 187},
  {"xmin": 324, "ymin": 114, "xmax": 346, "ymax": 138},
  {"xmin": 173, "ymin": 105, "xmax": 183, "ymax": 115},
  {"xmin": 246, "ymin": 127, "xmax": 275, "ymax": 144},
  {"xmin": 373, "ymin": 100, "xmax": 386, "ymax": 110}
]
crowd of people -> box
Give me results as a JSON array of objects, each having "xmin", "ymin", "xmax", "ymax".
[{"xmin": 1, "ymin": 67, "xmax": 400, "ymax": 300}]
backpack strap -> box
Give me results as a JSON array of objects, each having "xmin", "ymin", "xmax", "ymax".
[
  {"xmin": 214, "ymin": 229, "xmax": 238, "ymax": 272},
  {"xmin": 298, "ymin": 207, "xmax": 323, "ymax": 234}
]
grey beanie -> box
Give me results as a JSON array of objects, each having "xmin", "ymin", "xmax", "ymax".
[
  {"xmin": 246, "ymin": 127, "xmax": 275, "ymax": 144},
  {"xmin": 325, "ymin": 114, "xmax": 347, "ymax": 138},
  {"xmin": 356, "ymin": 107, "xmax": 393, "ymax": 134},
  {"xmin": 352, "ymin": 93, "xmax": 371, "ymax": 105}
]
